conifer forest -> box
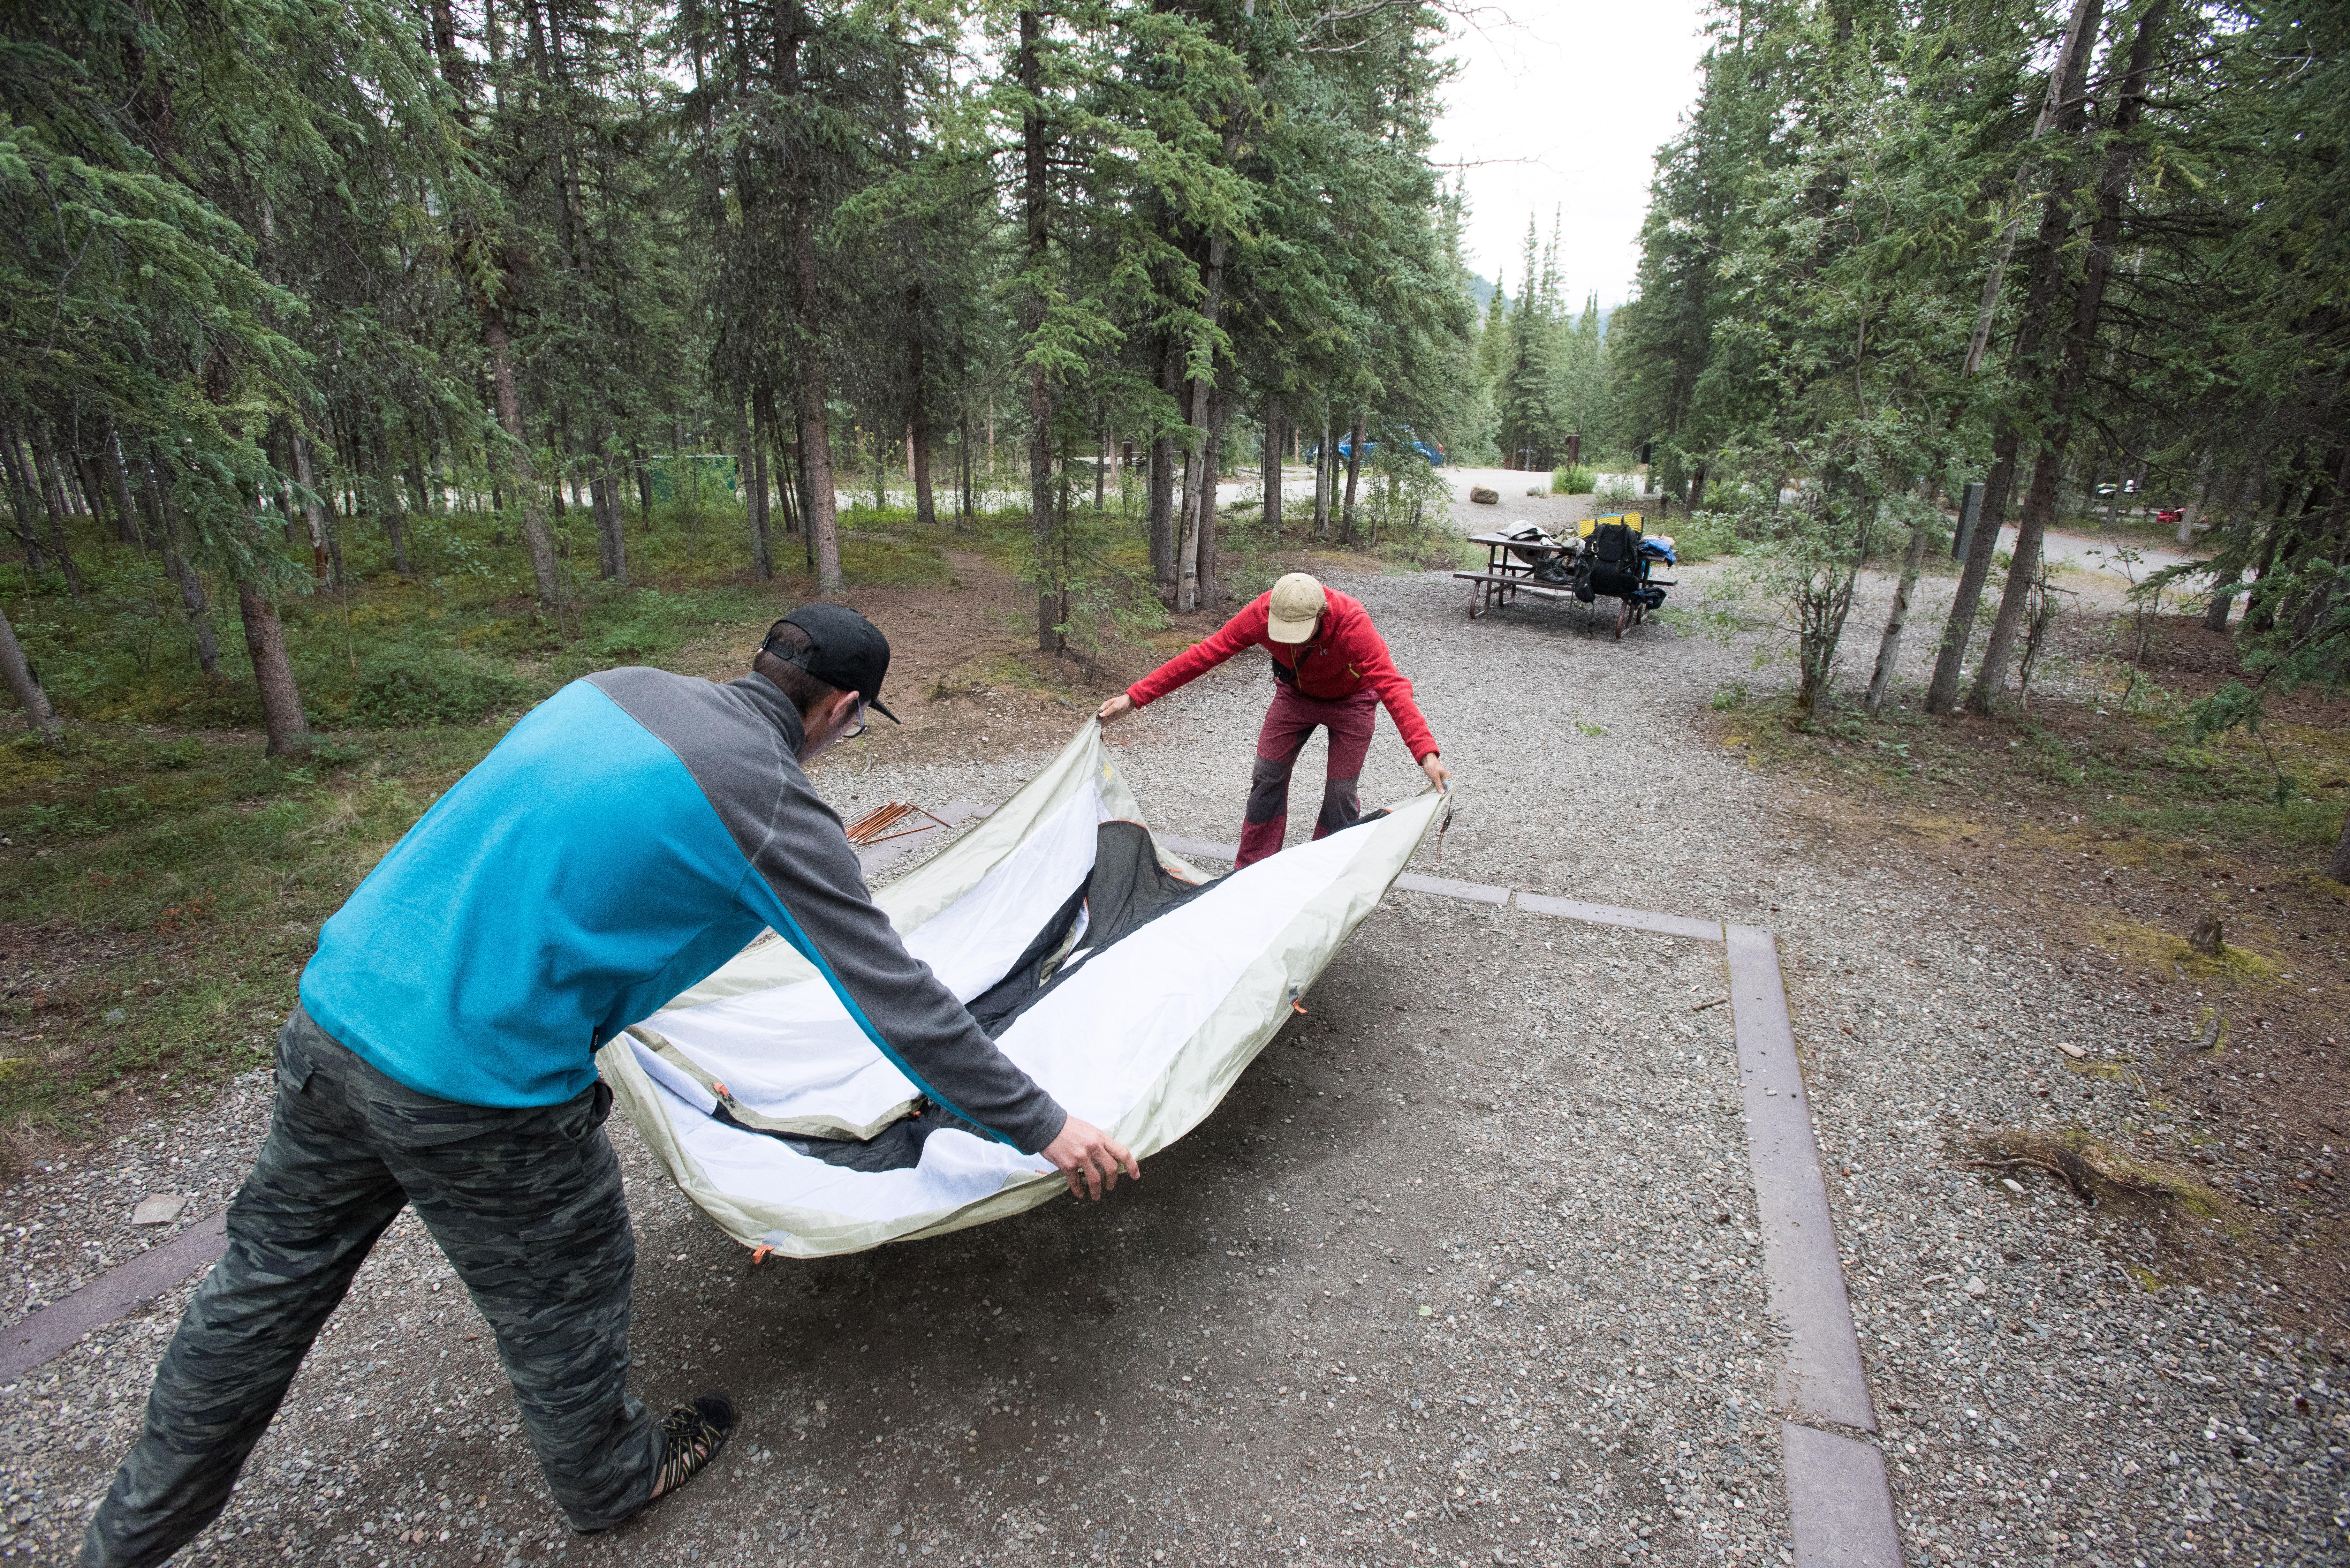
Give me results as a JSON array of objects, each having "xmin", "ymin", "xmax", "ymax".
[
  {"xmin": 1, "ymin": 0, "xmax": 2345, "ymax": 1042},
  {"xmin": 3, "ymin": 0, "xmax": 2343, "ymax": 780}
]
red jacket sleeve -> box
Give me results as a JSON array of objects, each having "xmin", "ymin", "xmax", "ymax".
[
  {"xmin": 1126, "ymin": 594, "xmax": 1273, "ymax": 707},
  {"xmin": 1334, "ymin": 598, "xmax": 1439, "ymax": 760}
]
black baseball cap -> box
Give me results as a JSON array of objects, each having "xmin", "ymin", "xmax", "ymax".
[{"xmin": 761, "ymin": 605, "xmax": 901, "ymax": 724}]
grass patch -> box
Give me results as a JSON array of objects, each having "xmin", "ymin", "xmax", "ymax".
[
  {"xmin": 0, "ymin": 727, "xmax": 501, "ymax": 1124},
  {"xmin": 2093, "ymin": 916, "xmax": 2283, "ymax": 982},
  {"xmin": 1709, "ymin": 687, "xmax": 2346, "ymax": 864}
]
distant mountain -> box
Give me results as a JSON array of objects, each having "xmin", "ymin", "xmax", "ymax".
[{"xmin": 1463, "ymin": 274, "xmax": 1618, "ymax": 338}]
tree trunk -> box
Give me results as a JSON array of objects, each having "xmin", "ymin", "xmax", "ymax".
[
  {"xmin": 75, "ymin": 446, "xmax": 127, "ymax": 545},
  {"xmin": 1315, "ymin": 418, "xmax": 1332, "ymax": 539},
  {"xmin": 235, "ymin": 574, "xmax": 308, "ymax": 756},
  {"xmin": 99, "ymin": 425, "xmax": 145, "ymax": 551},
  {"xmin": 1174, "ymin": 217, "xmax": 1232, "ymax": 610},
  {"xmin": 2202, "ymin": 572, "xmax": 2238, "ymax": 630},
  {"xmin": 0, "ymin": 603, "xmax": 60, "ymax": 741},
  {"xmin": 1970, "ymin": 0, "xmax": 2163, "ymax": 714},
  {"xmin": 2290, "ymin": 447, "xmax": 2350, "ymax": 639},
  {"xmin": 1200, "ymin": 382, "xmax": 1229, "ymax": 605},
  {"xmin": 631, "ymin": 437, "xmax": 654, "ymax": 526},
  {"xmin": 2205, "ymin": 463, "xmax": 2265, "ymax": 629},
  {"xmin": 152, "ymin": 469, "xmax": 220, "ymax": 678},
  {"xmin": 788, "ymin": 230, "xmax": 841, "ymax": 592},
  {"xmin": 1148, "ymin": 424, "xmax": 1177, "ymax": 605},
  {"xmin": 1029, "ymin": 366, "xmax": 1058, "ymax": 648},
  {"xmin": 288, "ymin": 432, "xmax": 334, "ymax": 589},
  {"xmin": 958, "ymin": 410, "xmax": 974, "ymax": 523},
  {"xmin": 774, "ymin": 437, "xmax": 804, "ymax": 543},
  {"xmin": 593, "ymin": 455, "xmax": 627, "ymax": 583},
  {"xmin": 2244, "ymin": 490, "xmax": 2312, "ymax": 638},
  {"xmin": 910, "ymin": 324, "xmax": 936, "ymax": 528},
  {"xmin": 0, "ymin": 426, "xmax": 50, "ymax": 577},
  {"xmin": 1340, "ymin": 414, "xmax": 1365, "ymax": 542},
  {"xmin": 1864, "ymin": 519, "xmax": 1934, "ymax": 714},
  {"xmin": 1972, "ymin": 466, "xmax": 2067, "ymax": 715},
  {"xmin": 2178, "ymin": 452, "xmax": 2214, "ymax": 546},
  {"xmin": 791, "ymin": 441, "xmax": 816, "ymax": 572},
  {"xmin": 1019, "ymin": 6, "xmax": 1059, "ymax": 650},
  {"xmin": 1095, "ymin": 418, "xmax": 1108, "ymax": 512},
  {"xmin": 371, "ymin": 421, "xmax": 413, "ymax": 576},
  {"xmin": 1960, "ymin": 0, "xmax": 2104, "ymax": 379},
  {"xmin": 747, "ymin": 407, "xmax": 773, "ymax": 582},
  {"xmin": 1175, "ymin": 434, "xmax": 1202, "ymax": 611},
  {"xmin": 22, "ymin": 430, "xmax": 85, "ymax": 601},
  {"xmin": 482, "ymin": 315, "xmax": 564, "ymax": 606},
  {"xmin": 1262, "ymin": 391, "xmax": 1283, "ymax": 537},
  {"xmin": 1149, "ymin": 340, "xmax": 1179, "ymax": 602},
  {"xmin": 1928, "ymin": 0, "xmax": 2106, "ymax": 712}
]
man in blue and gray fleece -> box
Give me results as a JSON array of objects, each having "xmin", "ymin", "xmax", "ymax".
[{"xmin": 83, "ymin": 605, "xmax": 1136, "ymax": 1568}]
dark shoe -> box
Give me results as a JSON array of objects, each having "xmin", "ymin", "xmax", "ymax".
[{"xmin": 648, "ymin": 1392, "xmax": 737, "ymax": 1504}]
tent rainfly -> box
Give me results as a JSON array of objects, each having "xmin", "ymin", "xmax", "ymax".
[{"xmin": 597, "ymin": 721, "xmax": 1445, "ymax": 1257}]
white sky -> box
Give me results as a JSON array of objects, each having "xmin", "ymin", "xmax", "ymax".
[{"xmin": 1431, "ymin": 0, "xmax": 1716, "ymax": 309}]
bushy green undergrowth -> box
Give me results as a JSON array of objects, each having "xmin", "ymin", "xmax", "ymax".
[
  {"xmin": 1551, "ymin": 463, "xmax": 1596, "ymax": 495},
  {"xmin": 1664, "ymin": 511, "xmax": 1743, "ymax": 562}
]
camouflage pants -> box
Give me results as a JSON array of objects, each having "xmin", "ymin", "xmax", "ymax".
[{"xmin": 82, "ymin": 1009, "xmax": 658, "ymax": 1567}]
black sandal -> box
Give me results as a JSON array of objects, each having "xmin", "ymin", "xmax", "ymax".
[{"xmin": 649, "ymin": 1391, "xmax": 738, "ymax": 1502}]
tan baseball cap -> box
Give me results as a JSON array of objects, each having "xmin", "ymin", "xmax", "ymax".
[{"xmin": 1265, "ymin": 573, "xmax": 1328, "ymax": 643}]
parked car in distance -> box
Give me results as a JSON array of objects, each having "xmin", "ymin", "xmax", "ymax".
[
  {"xmin": 1316, "ymin": 431, "xmax": 1446, "ymax": 466},
  {"xmin": 2154, "ymin": 507, "xmax": 2186, "ymax": 526}
]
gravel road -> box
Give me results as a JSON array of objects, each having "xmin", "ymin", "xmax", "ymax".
[{"xmin": 3, "ymin": 562, "xmax": 2342, "ymax": 1567}]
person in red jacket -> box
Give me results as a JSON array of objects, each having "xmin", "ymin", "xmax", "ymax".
[{"xmin": 1098, "ymin": 572, "xmax": 1448, "ymax": 867}]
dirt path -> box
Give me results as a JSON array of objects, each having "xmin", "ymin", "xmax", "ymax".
[{"xmin": 3, "ymin": 556, "xmax": 2343, "ymax": 1567}]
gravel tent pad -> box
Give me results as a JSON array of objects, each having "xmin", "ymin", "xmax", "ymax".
[{"xmin": 3, "ymin": 560, "xmax": 2342, "ymax": 1567}]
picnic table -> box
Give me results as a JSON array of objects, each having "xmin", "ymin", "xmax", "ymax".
[
  {"xmin": 1456, "ymin": 529, "xmax": 1572, "ymax": 621},
  {"xmin": 1453, "ymin": 518, "xmax": 1673, "ymax": 637}
]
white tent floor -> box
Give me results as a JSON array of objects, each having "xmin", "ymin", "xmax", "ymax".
[{"xmin": 600, "ymin": 723, "xmax": 1446, "ymax": 1255}]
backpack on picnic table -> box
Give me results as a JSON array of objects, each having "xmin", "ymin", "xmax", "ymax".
[{"xmin": 1577, "ymin": 518, "xmax": 1644, "ymax": 602}]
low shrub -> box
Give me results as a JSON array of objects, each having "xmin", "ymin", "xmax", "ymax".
[
  {"xmin": 309, "ymin": 645, "xmax": 532, "ymax": 728},
  {"xmin": 1551, "ymin": 463, "xmax": 1596, "ymax": 495},
  {"xmin": 1670, "ymin": 511, "xmax": 1744, "ymax": 562}
]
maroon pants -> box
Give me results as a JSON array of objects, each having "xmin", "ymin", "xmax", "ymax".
[{"xmin": 1237, "ymin": 684, "xmax": 1378, "ymax": 868}]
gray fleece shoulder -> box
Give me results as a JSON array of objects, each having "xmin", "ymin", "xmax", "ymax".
[
  {"xmin": 578, "ymin": 668, "xmax": 1068, "ymax": 1155},
  {"xmin": 584, "ymin": 668, "xmax": 827, "ymax": 866}
]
